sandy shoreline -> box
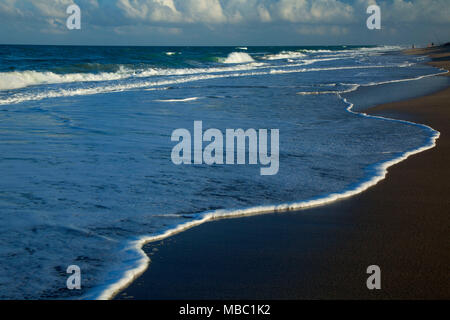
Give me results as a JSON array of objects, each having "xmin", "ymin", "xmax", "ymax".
[{"xmin": 115, "ymin": 46, "xmax": 450, "ymax": 300}]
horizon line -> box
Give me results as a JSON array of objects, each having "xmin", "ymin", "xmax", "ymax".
[{"xmin": 0, "ymin": 43, "xmax": 396, "ymax": 47}]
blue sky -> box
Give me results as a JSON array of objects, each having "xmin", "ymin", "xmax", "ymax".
[{"xmin": 0, "ymin": 0, "xmax": 449, "ymax": 46}]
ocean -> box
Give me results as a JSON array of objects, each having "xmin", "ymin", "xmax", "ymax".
[{"xmin": 0, "ymin": 45, "xmax": 447, "ymax": 299}]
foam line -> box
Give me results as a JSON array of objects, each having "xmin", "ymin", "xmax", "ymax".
[
  {"xmin": 296, "ymin": 69, "xmax": 448, "ymax": 96},
  {"xmin": 0, "ymin": 46, "xmax": 403, "ymax": 92},
  {"xmin": 0, "ymin": 63, "xmax": 413, "ymax": 105},
  {"xmin": 262, "ymin": 51, "xmax": 307, "ymax": 60},
  {"xmin": 154, "ymin": 97, "xmax": 200, "ymax": 102},
  {"xmin": 0, "ymin": 68, "xmax": 130, "ymax": 91},
  {"xmin": 0, "ymin": 63, "xmax": 268, "ymax": 91},
  {"xmin": 86, "ymin": 65, "xmax": 446, "ymax": 301}
]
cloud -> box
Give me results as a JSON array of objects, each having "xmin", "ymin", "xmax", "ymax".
[
  {"xmin": 383, "ymin": 0, "xmax": 450, "ymax": 24},
  {"xmin": 117, "ymin": 0, "xmax": 182, "ymax": 22},
  {"xmin": 297, "ymin": 25, "xmax": 349, "ymax": 36},
  {"xmin": 33, "ymin": 0, "xmax": 74, "ymax": 18},
  {"xmin": 257, "ymin": 5, "xmax": 271, "ymax": 22},
  {"xmin": 176, "ymin": 0, "xmax": 226, "ymax": 23},
  {"xmin": 0, "ymin": 0, "xmax": 449, "ymax": 45},
  {"xmin": 220, "ymin": 0, "xmax": 354, "ymax": 24},
  {"xmin": 2, "ymin": 0, "xmax": 450, "ymax": 27},
  {"xmin": 116, "ymin": 0, "xmax": 226, "ymax": 24},
  {"xmin": 0, "ymin": 0, "xmax": 23, "ymax": 17},
  {"xmin": 272, "ymin": 0, "xmax": 354, "ymax": 24}
]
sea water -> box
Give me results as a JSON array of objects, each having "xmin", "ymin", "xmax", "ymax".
[{"xmin": 0, "ymin": 45, "xmax": 446, "ymax": 299}]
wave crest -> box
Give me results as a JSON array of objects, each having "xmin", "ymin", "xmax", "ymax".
[
  {"xmin": 221, "ymin": 52, "xmax": 255, "ymax": 64},
  {"xmin": 0, "ymin": 68, "xmax": 130, "ymax": 91},
  {"xmin": 262, "ymin": 51, "xmax": 307, "ymax": 60}
]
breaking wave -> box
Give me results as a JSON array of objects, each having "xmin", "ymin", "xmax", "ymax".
[
  {"xmin": 220, "ymin": 52, "xmax": 255, "ymax": 64},
  {"xmin": 262, "ymin": 51, "xmax": 307, "ymax": 60},
  {"xmin": 0, "ymin": 68, "xmax": 131, "ymax": 91}
]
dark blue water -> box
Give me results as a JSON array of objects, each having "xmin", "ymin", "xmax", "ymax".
[{"xmin": 0, "ymin": 45, "xmax": 444, "ymax": 299}]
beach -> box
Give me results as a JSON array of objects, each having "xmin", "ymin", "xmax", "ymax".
[
  {"xmin": 0, "ymin": 45, "xmax": 447, "ymax": 300},
  {"xmin": 116, "ymin": 46, "xmax": 450, "ymax": 300}
]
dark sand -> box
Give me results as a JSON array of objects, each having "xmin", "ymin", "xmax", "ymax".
[{"xmin": 116, "ymin": 47, "xmax": 450, "ymax": 300}]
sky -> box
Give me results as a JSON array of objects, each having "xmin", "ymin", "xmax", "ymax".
[{"xmin": 0, "ymin": 0, "xmax": 449, "ymax": 46}]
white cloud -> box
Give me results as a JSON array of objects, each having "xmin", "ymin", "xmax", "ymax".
[
  {"xmin": 114, "ymin": 0, "xmax": 354, "ymax": 25},
  {"xmin": 0, "ymin": 0, "xmax": 22, "ymax": 16},
  {"xmin": 2, "ymin": 0, "xmax": 449, "ymax": 26},
  {"xmin": 269, "ymin": 0, "xmax": 354, "ymax": 24},
  {"xmin": 33, "ymin": 0, "xmax": 74, "ymax": 18},
  {"xmin": 117, "ymin": 0, "xmax": 184, "ymax": 22},
  {"xmin": 115, "ymin": 0, "xmax": 226, "ymax": 24},
  {"xmin": 176, "ymin": 0, "xmax": 226, "ymax": 23},
  {"xmin": 0, "ymin": 0, "xmax": 449, "ymax": 42},
  {"xmin": 257, "ymin": 5, "xmax": 271, "ymax": 23},
  {"xmin": 382, "ymin": 0, "xmax": 450, "ymax": 24}
]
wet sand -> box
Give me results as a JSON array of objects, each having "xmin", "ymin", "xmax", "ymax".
[{"xmin": 116, "ymin": 46, "xmax": 450, "ymax": 300}]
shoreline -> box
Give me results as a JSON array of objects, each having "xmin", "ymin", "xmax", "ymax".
[{"xmin": 108, "ymin": 46, "xmax": 450, "ymax": 300}]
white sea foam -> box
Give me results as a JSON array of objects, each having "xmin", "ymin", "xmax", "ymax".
[
  {"xmin": 268, "ymin": 64, "xmax": 390, "ymax": 75},
  {"xmin": 297, "ymin": 90, "xmax": 341, "ymax": 95},
  {"xmin": 298, "ymin": 46, "xmax": 404, "ymax": 57},
  {"xmin": 299, "ymin": 57, "xmax": 343, "ymax": 65},
  {"xmin": 135, "ymin": 62, "xmax": 265, "ymax": 77},
  {"xmin": 1, "ymin": 50, "xmax": 386, "ymax": 93},
  {"xmin": 155, "ymin": 97, "xmax": 200, "ymax": 102},
  {"xmin": 365, "ymin": 70, "xmax": 448, "ymax": 86},
  {"xmin": 299, "ymin": 49, "xmax": 334, "ymax": 53},
  {"xmin": 0, "ymin": 63, "xmax": 420, "ymax": 105},
  {"xmin": 356, "ymin": 45, "xmax": 404, "ymax": 52},
  {"xmin": 221, "ymin": 52, "xmax": 255, "ymax": 64},
  {"xmin": 86, "ymin": 67, "xmax": 444, "ymax": 301},
  {"xmin": 0, "ymin": 63, "xmax": 271, "ymax": 92},
  {"xmin": 0, "ymin": 68, "xmax": 131, "ymax": 91},
  {"xmin": 296, "ymin": 69, "xmax": 448, "ymax": 96},
  {"xmin": 296, "ymin": 84, "xmax": 360, "ymax": 95},
  {"xmin": 0, "ymin": 46, "xmax": 402, "ymax": 92},
  {"xmin": 262, "ymin": 51, "xmax": 307, "ymax": 60}
]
